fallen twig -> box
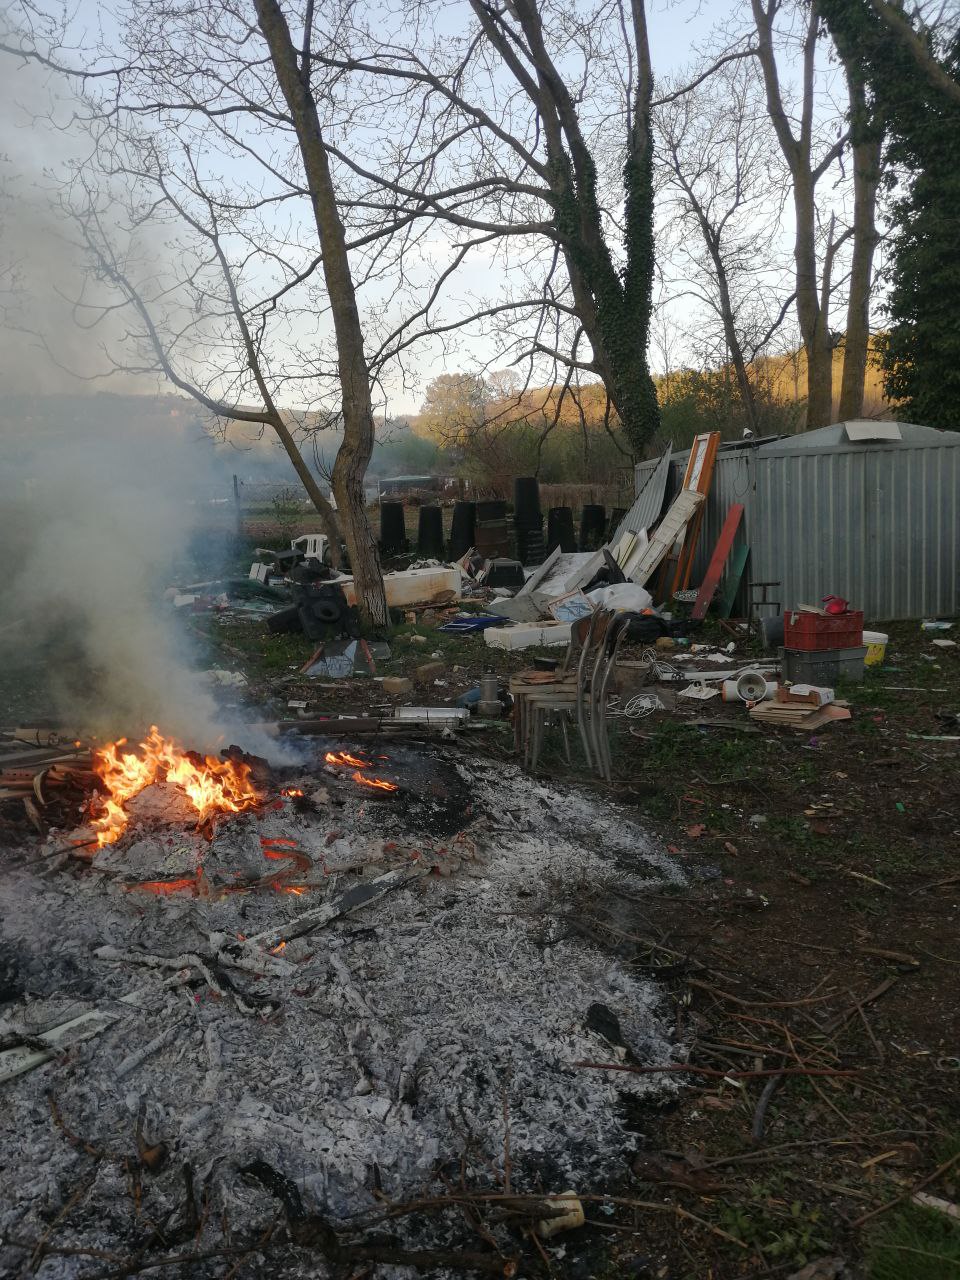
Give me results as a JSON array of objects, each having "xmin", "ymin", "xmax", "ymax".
[
  {"xmin": 751, "ymin": 1072, "xmax": 783, "ymax": 1142},
  {"xmin": 28, "ymin": 1167, "xmax": 99, "ymax": 1270},
  {"xmin": 573, "ymin": 1062, "xmax": 860, "ymax": 1080},
  {"xmin": 363, "ymin": 1188, "xmax": 748, "ymax": 1251},
  {"xmin": 688, "ymin": 978, "xmax": 840, "ymax": 1010},
  {"xmin": 47, "ymin": 1093, "xmax": 121, "ymax": 1163},
  {"xmin": 821, "ymin": 976, "xmax": 899, "ymax": 1037},
  {"xmin": 849, "ymin": 989, "xmax": 885, "ymax": 1063},
  {"xmin": 852, "ymin": 1151, "xmax": 960, "ymax": 1229},
  {"xmin": 117, "ymin": 1021, "xmax": 184, "ymax": 1082}
]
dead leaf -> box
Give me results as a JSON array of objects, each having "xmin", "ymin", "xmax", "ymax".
[
  {"xmin": 685, "ymin": 824, "xmax": 707, "ymax": 839},
  {"xmin": 723, "ymin": 841, "xmax": 738, "ymax": 855},
  {"xmin": 785, "ymin": 870, "xmax": 812, "ymax": 886}
]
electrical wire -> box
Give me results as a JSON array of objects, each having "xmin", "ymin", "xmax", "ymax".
[
  {"xmin": 606, "ymin": 692, "xmax": 664, "ymax": 720},
  {"xmin": 639, "ymin": 646, "xmax": 680, "ymax": 681}
]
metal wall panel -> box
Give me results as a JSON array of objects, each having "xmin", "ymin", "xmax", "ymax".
[
  {"xmin": 615, "ymin": 446, "xmax": 672, "ymax": 541},
  {"xmin": 635, "ymin": 437, "xmax": 960, "ymax": 620}
]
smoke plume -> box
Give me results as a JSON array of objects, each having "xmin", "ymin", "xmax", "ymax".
[{"xmin": 0, "ymin": 63, "xmax": 259, "ymax": 752}]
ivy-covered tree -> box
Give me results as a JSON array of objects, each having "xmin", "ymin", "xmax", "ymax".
[
  {"xmin": 314, "ymin": 0, "xmax": 663, "ymax": 458},
  {"xmin": 819, "ymin": 0, "xmax": 960, "ymax": 427}
]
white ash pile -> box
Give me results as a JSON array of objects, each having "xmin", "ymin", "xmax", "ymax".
[{"xmin": 0, "ymin": 744, "xmax": 685, "ymax": 1275}]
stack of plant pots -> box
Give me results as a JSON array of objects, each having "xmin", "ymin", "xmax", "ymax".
[
  {"xmin": 579, "ymin": 503, "xmax": 607, "ymax": 551},
  {"xmin": 474, "ymin": 499, "xmax": 511, "ymax": 559},
  {"xmin": 448, "ymin": 500, "xmax": 476, "ymax": 559},
  {"xmin": 379, "ymin": 502, "xmax": 408, "ymax": 556},
  {"xmin": 513, "ymin": 476, "xmax": 546, "ymax": 565},
  {"xmin": 416, "ymin": 505, "xmax": 445, "ymax": 559},
  {"xmin": 547, "ymin": 506, "xmax": 577, "ymax": 554}
]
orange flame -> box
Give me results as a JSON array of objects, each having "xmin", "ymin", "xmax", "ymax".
[
  {"xmin": 281, "ymin": 787, "xmax": 305, "ymax": 798},
  {"xmin": 324, "ymin": 750, "xmax": 397, "ymax": 792},
  {"xmin": 91, "ymin": 726, "xmax": 260, "ymax": 846},
  {"xmin": 324, "ymin": 751, "xmax": 368, "ymax": 768},
  {"xmin": 350, "ymin": 771, "xmax": 398, "ymax": 793}
]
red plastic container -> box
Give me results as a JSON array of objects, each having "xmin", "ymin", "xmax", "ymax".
[{"xmin": 784, "ymin": 609, "xmax": 864, "ymax": 651}]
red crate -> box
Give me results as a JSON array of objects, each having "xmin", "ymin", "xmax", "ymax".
[{"xmin": 784, "ymin": 609, "xmax": 864, "ymax": 651}]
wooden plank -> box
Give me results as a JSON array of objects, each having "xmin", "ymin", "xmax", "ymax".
[
  {"xmin": 668, "ymin": 432, "xmax": 721, "ymax": 596},
  {"xmin": 692, "ymin": 506, "xmax": 745, "ymax": 621},
  {"xmin": 626, "ymin": 490, "xmax": 705, "ymax": 586},
  {"xmin": 0, "ymin": 747, "xmax": 84, "ymax": 768},
  {"xmin": 718, "ymin": 545, "xmax": 750, "ymax": 618}
]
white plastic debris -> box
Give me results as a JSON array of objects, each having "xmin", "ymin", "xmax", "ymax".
[
  {"xmin": 678, "ymin": 682, "xmax": 719, "ymax": 701},
  {"xmin": 536, "ymin": 1191, "xmax": 586, "ymax": 1238}
]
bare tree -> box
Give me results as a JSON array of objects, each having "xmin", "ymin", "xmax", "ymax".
[
  {"xmin": 655, "ymin": 55, "xmax": 795, "ymax": 433},
  {"xmin": 751, "ymin": 0, "xmax": 854, "ymax": 429},
  {"xmin": 307, "ymin": 0, "xmax": 669, "ymax": 457},
  {"xmin": 2, "ymin": 0, "xmax": 483, "ymax": 625},
  {"xmin": 836, "ymin": 49, "xmax": 882, "ymax": 419}
]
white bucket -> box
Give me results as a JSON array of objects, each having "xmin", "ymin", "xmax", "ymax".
[{"xmin": 863, "ymin": 630, "xmax": 888, "ymax": 666}]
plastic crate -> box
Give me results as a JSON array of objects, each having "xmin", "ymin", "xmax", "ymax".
[
  {"xmin": 782, "ymin": 645, "xmax": 868, "ymax": 685},
  {"xmin": 784, "ymin": 609, "xmax": 863, "ymax": 651}
]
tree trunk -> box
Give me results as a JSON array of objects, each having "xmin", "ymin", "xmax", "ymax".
[
  {"xmin": 752, "ymin": 0, "xmax": 838, "ymax": 431},
  {"xmin": 269, "ymin": 412, "xmax": 343, "ymax": 568},
  {"xmin": 838, "ymin": 59, "xmax": 882, "ymax": 420},
  {"xmin": 792, "ymin": 173, "xmax": 834, "ymax": 430},
  {"xmin": 806, "ymin": 333, "xmax": 836, "ymax": 429},
  {"xmin": 254, "ymin": 0, "xmax": 388, "ymax": 627},
  {"xmin": 469, "ymin": 0, "xmax": 660, "ymax": 458}
]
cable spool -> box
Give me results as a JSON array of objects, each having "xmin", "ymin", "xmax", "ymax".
[
  {"xmin": 448, "ymin": 501, "xmax": 476, "ymax": 559},
  {"xmin": 379, "ymin": 502, "xmax": 408, "ymax": 555},
  {"xmin": 416, "ymin": 505, "xmax": 445, "ymax": 559},
  {"xmin": 579, "ymin": 504, "xmax": 607, "ymax": 550},
  {"xmin": 547, "ymin": 506, "xmax": 577, "ymax": 554},
  {"xmin": 513, "ymin": 476, "xmax": 543, "ymax": 529}
]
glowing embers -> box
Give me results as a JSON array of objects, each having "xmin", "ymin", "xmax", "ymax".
[
  {"xmin": 324, "ymin": 750, "xmax": 398, "ymax": 794},
  {"xmin": 91, "ymin": 727, "xmax": 261, "ymax": 846}
]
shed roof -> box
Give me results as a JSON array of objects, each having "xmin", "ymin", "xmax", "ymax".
[{"xmin": 758, "ymin": 420, "xmax": 960, "ymax": 453}]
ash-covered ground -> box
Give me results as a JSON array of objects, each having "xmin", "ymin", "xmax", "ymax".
[{"xmin": 0, "ymin": 740, "xmax": 685, "ymax": 1277}]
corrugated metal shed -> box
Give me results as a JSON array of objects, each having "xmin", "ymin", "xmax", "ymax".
[
  {"xmin": 633, "ymin": 421, "xmax": 960, "ymax": 620},
  {"xmin": 612, "ymin": 444, "xmax": 672, "ymax": 543}
]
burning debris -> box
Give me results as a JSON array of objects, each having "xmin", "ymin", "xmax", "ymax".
[
  {"xmin": 90, "ymin": 726, "xmax": 262, "ymax": 846},
  {"xmin": 324, "ymin": 749, "xmax": 399, "ymax": 793},
  {"xmin": 0, "ymin": 732, "xmax": 684, "ymax": 1274}
]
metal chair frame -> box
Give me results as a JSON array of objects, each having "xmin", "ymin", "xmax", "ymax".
[{"xmin": 512, "ymin": 608, "xmax": 629, "ymax": 780}]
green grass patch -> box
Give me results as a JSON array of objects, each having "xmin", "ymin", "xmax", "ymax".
[{"xmin": 867, "ymin": 1205, "xmax": 960, "ymax": 1279}]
